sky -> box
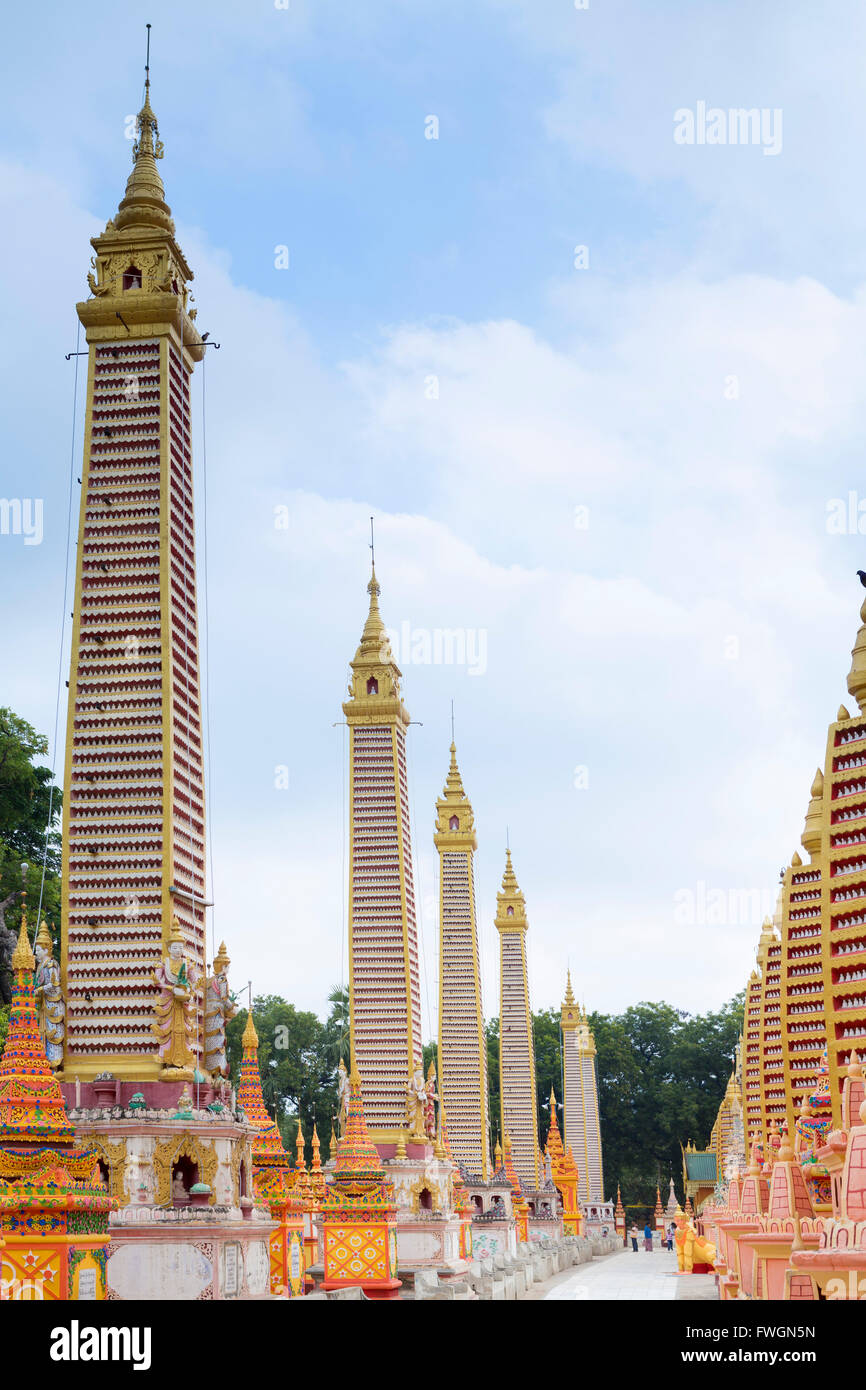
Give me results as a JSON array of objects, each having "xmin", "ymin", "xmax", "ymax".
[{"xmin": 3, "ymin": 0, "xmax": 866, "ymax": 1036}]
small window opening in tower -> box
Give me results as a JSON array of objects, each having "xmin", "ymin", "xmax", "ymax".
[
  {"xmin": 96, "ymin": 1159, "xmax": 109, "ymax": 1189},
  {"xmin": 449, "ymin": 814, "xmax": 459, "ymax": 830},
  {"xmin": 418, "ymin": 1186, "xmax": 433, "ymax": 1211},
  {"xmin": 123, "ymin": 265, "xmax": 143, "ymax": 290},
  {"xmin": 367, "ymin": 677, "xmax": 378, "ymax": 695},
  {"xmin": 506, "ymin": 906, "xmax": 514, "ymax": 917}
]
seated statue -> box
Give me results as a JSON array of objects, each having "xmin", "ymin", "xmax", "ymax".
[{"xmin": 673, "ymin": 1206, "xmax": 716, "ymax": 1273}]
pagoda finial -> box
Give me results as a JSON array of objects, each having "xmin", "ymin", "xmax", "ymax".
[
  {"xmin": 12, "ymin": 904, "xmax": 34, "ymax": 973},
  {"xmin": 847, "ymin": 593, "xmax": 866, "ymax": 713},
  {"xmin": 242, "ymin": 1010, "xmax": 259, "ymax": 1050},
  {"xmin": 112, "ymin": 27, "xmax": 173, "ymax": 236},
  {"xmin": 435, "ymin": 733, "xmax": 476, "ymax": 845},
  {"xmin": 563, "ymin": 969, "xmax": 576, "ymax": 1007},
  {"xmin": 495, "ymin": 847, "xmax": 527, "ymax": 929}
]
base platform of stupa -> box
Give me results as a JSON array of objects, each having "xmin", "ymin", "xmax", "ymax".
[
  {"xmin": 61, "ymin": 1076, "xmax": 277, "ymax": 1301},
  {"xmin": 381, "ymin": 1143, "xmax": 470, "ymax": 1273}
]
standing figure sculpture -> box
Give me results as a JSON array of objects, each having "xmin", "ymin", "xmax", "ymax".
[
  {"xmin": 337, "ymin": 1057, "xmax": 350, "ymax": 1135},
  {"xmin": 406, "ymin": 1065, "xmax": 428, "ymax": 1140},
  {"xmin": 153, "ymin": 917, "xmax": 199, "ymax": 1076},
  {"xmin": 203, "ymin": 940, "xmax": 237, "ymax": 1078},
  {"xmin": 34, "ymin": 919, "xmax": 65, "ymax": 1068},
  {"xmin": 424, "ymin": 1060, "xmax": 439, "ymax": 1140}
]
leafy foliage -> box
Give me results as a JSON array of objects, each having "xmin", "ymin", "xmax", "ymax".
[
  {"xmin": 226, "ymin": 985, "xmax": 350, "ymax": 1162},
  {"xmin": 0, "ymin": 708, "xmax": 62, "ymax": 943},
  {"xmin": 483, "ymin": 995, "xmax": 743, "ymax": 1213}
]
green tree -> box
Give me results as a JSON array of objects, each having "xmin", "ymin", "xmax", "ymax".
[
  {"xmin": 226, "ymin": 986, "xmax": 352, "ymax": 1163},
  {"xmin": 0, "ymin": 709, "xmax": 63, "ymax": 1003},
  {"xmin": 484, "ymin": 995, "xmax": 743, "ymax": 1212},
  {"xmin": 533, "ymin": 1007, "xmax": 563, "ymax": 1149},
  {"xmin": 593, "ymin": 995, "xmax": 744, "ymax": 1211}
]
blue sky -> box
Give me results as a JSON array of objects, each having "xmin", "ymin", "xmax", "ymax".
[{"xmin": 4, "ymin": 0, "xmax": 866, "ymax": 1033}]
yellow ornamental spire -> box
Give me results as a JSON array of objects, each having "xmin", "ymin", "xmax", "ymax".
[
  {"xmin": 801, "ymin": 767, "xmax": 824, "ymax": 859},
  {"xmin": 12, "ymin": 909, "xmax": 34, "ymax": 973},
  {"xmin": 563, "ymin": 970, "xmax": 576, "ymax": 1007},
  {"xmin": 495, "ymin": 848, "xmax": 527, "ymax": 930},
  {"xmin": 242, "ymin": 1010, "xmax": 259, "ymax": 1050},
  {"xmin": 434, "ymin": 740, "xmax": 477, "ymax": 846},
  {"xmin": 847, "ymin": 596, "xmax": 866, "ymax": 713},
  {"xmin": 114, "ymin": 73, "xmax": 174, "ymax": 236},
  {"xmin": 343, "ymin": 562, "xmax": 408, "ymax": 721}
]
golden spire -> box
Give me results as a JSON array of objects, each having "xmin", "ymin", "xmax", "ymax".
[
  {"xmin": 434, "ymin": 738, "xmax": 477, "ymax": 846},
  {"xmin": 495, "ymin": 848, "xmax": 527, "ymax": 931},
  {"xmin": 12, "ymin": 908, "xmax": 34, "ymax": 973},
  {"xmin": 242, "ymin": 1011, "xmax": 259, "ymax": 1050},
  {"xmin": 801, "ymin": 767, "xmax": 824, "ymax": 859},
  {"xmin": 343, "ymin": 556, "xmax": 406, "ymax": 715},
  {"xmin": 114, "ymin": 37, "xmax": 173, "ymax": 236},
  {"xmin": 563, "ymin": 970, "xmax": 576, "ymax": 1007},
  {"xmin": 295, "ymin": 1116, "xmax": 306, "ymax": 1171},
  {"xmin": 847, "ymin": 595, "xmax": 866, "ymax": 713}
]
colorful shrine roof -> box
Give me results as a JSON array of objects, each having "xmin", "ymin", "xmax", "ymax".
[
  {"xmin": 321, "ymin": 1066, "xmax": 396, "ymax": 1216},
  {"xmin": 0, "ymin": 914, "xmax": 77, "ymax": 1152},
  {"xmin": 0, "ymin": 911, "xmax": 110, "ymax": 1212},
  {"xmin": 546, "ymin": 1088, "xmax": 564, "ymax": 1163},
  {"xmin": 236, "ymin": 1010, "xmax": 291, "ymax": 1169},
  {"xmin": 684, "ymin": 1150, "xmax": 717, "ymax": 1183}
]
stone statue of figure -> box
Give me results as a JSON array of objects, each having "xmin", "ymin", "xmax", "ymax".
[
  {"xmin": 34, "ymin": 919, "xmax": 65, "ymax": 1068},
  {"xmin": 203, "ymin": 940, "xmax": 237, "ymax": 1078},
  {"xmin": 424, "ymin": 1060, "xmax": 439, "ymax": 1139},
  {"xmin": 406, "ymin": 1065, "xmax": 427, "ymax": 1140},
  {"xmin": 337, "ymin": 1057, "xmax": 350, "ymax": 1135},
  {"xmin": 152, "ymin": 916, "xmax": 199, "ymax": 1075}
]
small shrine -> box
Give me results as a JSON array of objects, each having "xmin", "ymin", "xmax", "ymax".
[
  {"xmin": 320, "ymin": 1065, "xmax": 400, "ymax": 1299},
  {"xmin": 0, "ymin": 913, "xmax": 112, "ymax": 1300},
  {"xmin": 236, "ymin": 1011, "xmax": 305, "ymax": 1297}
]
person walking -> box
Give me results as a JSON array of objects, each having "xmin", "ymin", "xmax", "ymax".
[
  {"xmin": 643, "ymin": 1221, "xmax": 653, "ymax": 1252},
  {"xmin": 667, "ymin": 1223, "xmax": 676, "ymax": 1252},
  {"xmin": 629, "ymin": 1223, "xmax": 639, "ymax": 1252}
]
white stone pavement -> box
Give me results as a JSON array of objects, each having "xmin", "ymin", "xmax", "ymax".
[{"xmin": 542, "ymin": 1243, "xmax": 686, "ymax": 1300}]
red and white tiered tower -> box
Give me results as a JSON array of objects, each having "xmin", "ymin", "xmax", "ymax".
[
  {"xmin": 343, "ymin": 565, "xmax": 424, "ymax": 1142},
  {"xmin": 496, "ymin": 849, "xmax": 540, "ymax": 1190},
  {"xmin": 60, "ymin": 74, "xmax": 207, "ymax": 1082},
  {"xmin": 434, "ymin": 741, "xmax": 491, "ymax": 1179}
]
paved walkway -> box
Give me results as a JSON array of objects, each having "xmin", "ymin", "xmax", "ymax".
[{"xmin": 536, "ymin": 1244, "xmax": 717, "ymax": 1301}]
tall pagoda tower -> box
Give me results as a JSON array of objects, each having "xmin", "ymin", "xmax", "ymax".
[
  {"xmin": 434, "ymin": 740, "xmax": 490, "ymax": 1179},
  {"xmin": 816, "ymin": 597, "xmax": 866, "ymax": 1122},
  {"xmin": 60, "ymin": 68, "xmax": 207, "ymax": 1081},
  {"xmin": 495, "ymin": 849, "xmax": 539, "ymax": 1190},
  {"xmin": 560, "ymin": 972, "xmax": 604, "ymax": 1203},
  {"xmin": 779, "ymin": 769, "xmax": 827, "ymax": 1133},
  {"xmin": 342, "ymin": 565, "xmax": 423, "ymax": 1142}
]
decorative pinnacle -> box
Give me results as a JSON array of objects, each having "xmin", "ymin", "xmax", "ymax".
[
  {"xmin": 12, "ymin": 909, "xmax": 34, "ymax": 973},
  {"xmin": 495, "ymin": 847, "xmax": 527, "ymax": 929},
  {"xmin": 113, "ymin": 27, "xmax": 173, "ymax": 235},
  {"xmin": 847, "ymin": 594, "xmax": 866, "ymax": 713},
  {"xmin": 242, "ymin": 1011, "xmax": 259, "ymax": 1050},
  {"xmin": 563, "ymin": 969, "xmax": 576, "ymax": 1007}
]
